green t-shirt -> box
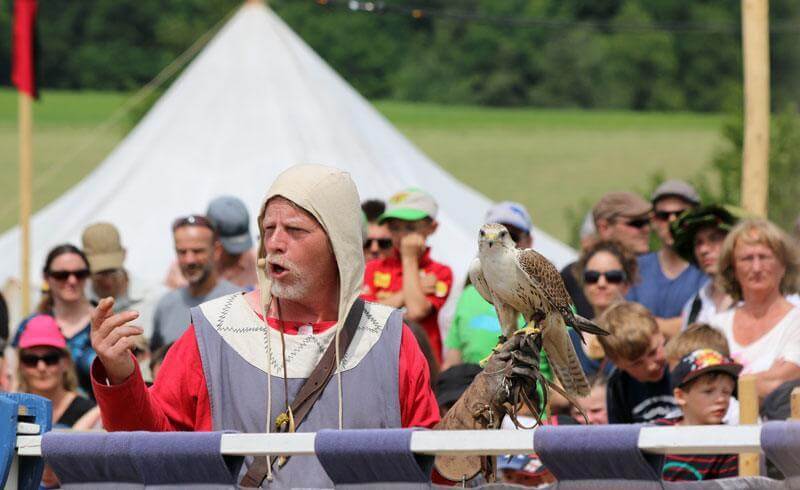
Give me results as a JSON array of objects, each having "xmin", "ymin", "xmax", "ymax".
[{"xmin": 445, "ymin": 285, "xmax": 552, "ymax": 381}]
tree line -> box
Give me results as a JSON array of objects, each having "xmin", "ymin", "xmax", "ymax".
[{"xmin": 1, "ymin": 0, "xmax": 799, "ymax": 112}]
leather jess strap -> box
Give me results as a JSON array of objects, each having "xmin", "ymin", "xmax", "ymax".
[{"xmin": 240, "ymin": 299, "xmax": 366, "ymax": 488}]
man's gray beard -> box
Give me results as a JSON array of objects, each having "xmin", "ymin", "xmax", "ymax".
[
  {"xmin": 184, "ymin": 263, "xmax": 212, "ymax": 286},
  {"xmin": 269, "ymin": 278, "xmax": 310, "ymax": 301},
  {"xmin": 266, "ymin": 255, "xmax": 312, "ymax": 300}
]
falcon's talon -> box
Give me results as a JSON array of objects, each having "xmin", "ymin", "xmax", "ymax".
[
  {"xmin": 513, "ymin": 325, "xmax": 541, "ymax": 337},
  {"xmin": 478, "ymin": 341, "xmax": 505, "ymax": 367}
]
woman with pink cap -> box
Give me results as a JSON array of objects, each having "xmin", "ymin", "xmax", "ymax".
[{"xmin": 16, "ymin": 314, "xmax": 95, "ymax": 428}]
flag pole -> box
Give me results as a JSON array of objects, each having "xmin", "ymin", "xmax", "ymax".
[
  {"xmin": 740, "ymin": 0, "xmax": 770, "ymax": 218},
  {"xmin": 19, "ymin": 92, "xmax": 33, "ymax": 315}
]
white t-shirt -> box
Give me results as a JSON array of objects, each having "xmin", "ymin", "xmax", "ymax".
[
  {"xmin": 680, "ymin": 280, "xmax": 733, "ymax": 330},
  {"xmin": 711, "ymin": 306, "xmax": 800, "ymax": 374}
]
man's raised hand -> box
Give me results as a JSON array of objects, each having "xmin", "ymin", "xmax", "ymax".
[{"xmin": 90, "ymin": 297, "xmax": 142, "ymax": 385}]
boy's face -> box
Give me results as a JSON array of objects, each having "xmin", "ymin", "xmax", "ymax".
[
  {"xmin": 674, "ymin": 373, "xmax": 735, "ymax": 425},
  {"xmin": 614, "ymin": 332, "xmax": 667, "ymax": 383},
  {"xmin": 385, "ymin": 218, "xmax": 437, "ymax": 252},
  {"xmin": 570, "ymin": 384, "xmax": 608, "ymax": 425},
  {"xmin": 693, "ymin": 225, "xmax": 727, "ymax": 275}
]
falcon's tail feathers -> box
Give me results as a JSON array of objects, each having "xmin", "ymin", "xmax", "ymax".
[
  {"xmin": 572, "ymin": 313, "xmax": 608, "ymax": 337},
  {"xmin": 542, "ymin": 314, "xmax": 591, "ymax": 397}
]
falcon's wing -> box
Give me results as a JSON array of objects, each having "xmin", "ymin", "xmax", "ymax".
[
  {"xmin": 514, "ymin": 248, "xmax": 608, "ymax": 337},
  {"xmin": 468, "ymin": 257, "xmax": 494, "ymax": 305},
  {"xmin": 514, "ymin": 248, "xmax": 573, "ymax": 310},
  {"xmin": 542, "ymin": 312, "xmax": 591, "ymax": 396}
]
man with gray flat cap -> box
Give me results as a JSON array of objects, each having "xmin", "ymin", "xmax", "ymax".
[{"xmin": 561, "ymin": 191, "xmax": 652, "ymax": 319}]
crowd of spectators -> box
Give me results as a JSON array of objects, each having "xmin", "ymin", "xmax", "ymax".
[{"xmin": 1, "ymin": 178, "xmax": 799, "ymax": 485}]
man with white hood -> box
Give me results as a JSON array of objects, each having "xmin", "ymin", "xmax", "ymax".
[{"xmin": 89, "ymin": 165, "xmax": 536, "ymax": 487}]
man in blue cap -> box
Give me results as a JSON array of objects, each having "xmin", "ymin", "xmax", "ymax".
[{"xmin": 206, "ymin": 196, "xmax": 258, "ymax": 289}]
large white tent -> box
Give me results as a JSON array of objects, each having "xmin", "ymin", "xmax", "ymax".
[{"xmin": 0, "ymin": 3, "xmax": 575, "ymax": 303}]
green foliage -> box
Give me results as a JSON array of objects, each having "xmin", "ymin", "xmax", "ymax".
[
  {"xmin": 704, "ymin": 105, "xmax": 800, "ymax": 231},
  {"xmin": 1, "ymin": 0, "xmax": 800, "ymax": 111}
]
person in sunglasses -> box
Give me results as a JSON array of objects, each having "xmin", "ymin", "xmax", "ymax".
[
  {"xmin": 361, "ymin": 199, "xmax": 394, "ymax": 262},
  {"xmin": 12, "ymin": 244, "xmax": 97, "ymax": 396},
  {"xmin": 149, "ymin": 215, "xmax": 242, "ymax": 352},
  {"xmin": 561, "ymin": 191, "xmax": 652, "ymax": 320},
  {"xmin": 16, "ymin": 314, "xmax": 96, "ymax": 428},
  {"xmin": 361, "ymin": 188, "xmax": 453, "ymax": 363},
  {"xmin": 569, "ymin": 240, "xmax": 639, "ymax": 376},
  {"xmin": 626, "ymin": 180, "xmax": 706, "ymax": 339},
  {"xmin": 16, "ymin": 314, "xmax": 101, "ymax": 488}
]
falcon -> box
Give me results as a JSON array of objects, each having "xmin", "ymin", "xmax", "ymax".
[{"xmin": 469, "ymin": 223, "xmax": 608, "ymax": 396}]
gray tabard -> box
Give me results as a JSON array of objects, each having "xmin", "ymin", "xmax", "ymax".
[{"xmin": 192, "ymin": 301, "xmax": 404, "ymax": 489}]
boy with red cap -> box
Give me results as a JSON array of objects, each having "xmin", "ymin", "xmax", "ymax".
[
  {"xmin": 654, "ymin": 348, "xmax": 742, "ymax": 482},
  {"xmin": 361, "ymin": 188, "xmax": 453, "ymax": 362}
]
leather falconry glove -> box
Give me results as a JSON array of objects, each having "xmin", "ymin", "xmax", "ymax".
[{"xmin": 433, "ymin": 332, "xmax": 548, "ymax": 482}]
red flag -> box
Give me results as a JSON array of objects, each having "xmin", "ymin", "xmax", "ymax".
[{"xmin": 12, "ymin": 0, "xmax": 38, "ymax": 98}]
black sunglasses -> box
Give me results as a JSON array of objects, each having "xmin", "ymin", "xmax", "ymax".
[
  {"xmin": 654, "ymin": 209, "xmax": 687, "ymax": 221},
  {"xmin": 364, "ymin": 238, "xmax": 393, "ymax": 250},
  {"xmin": 622, "ymin": 217, "xmax": 650, "ymax": 229},
  {"xmin": 20, "ymin": 351, "xmax": 63, "ymax": 367},
  {"xmin": 584, "ymin": 269, "xmax": 627, "ymax": 285},
  {"xmin": 48, "ymin": 269, "xmax": 90, "ymax": 281},
  {"xmin": 172, "ymin": 214, "xmax": 216, "ymax": 232}
]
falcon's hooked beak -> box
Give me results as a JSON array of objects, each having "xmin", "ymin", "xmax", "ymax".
[{"xmin": 483, "ymin": 232, "xmax": 499, "ymax": 248}]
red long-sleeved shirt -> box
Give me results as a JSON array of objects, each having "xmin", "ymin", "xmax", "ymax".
[{"xmin": 92, "ymin": 319, "xmax": 440, "ymax": 431}]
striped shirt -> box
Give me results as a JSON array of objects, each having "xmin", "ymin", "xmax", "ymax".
[{"xmin": 654, "ymin": 417, "xmax": 738, "ymax": 481}]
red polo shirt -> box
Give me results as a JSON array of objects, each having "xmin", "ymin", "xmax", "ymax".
[{"xmin": 361, "ymin": 249, "xmax": 453, "ymax": 362}]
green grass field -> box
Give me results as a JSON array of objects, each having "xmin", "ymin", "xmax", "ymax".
[{"xmin": 0, "ymin": 88, "xmax": 725, "ymax": 243}]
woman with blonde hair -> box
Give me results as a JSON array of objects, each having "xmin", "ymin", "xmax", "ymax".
[
  {"xmin": 16, "ymin": 314, "xmax": 96, "ymax": 428},
  {"xmin": 711, "ymin": 218, "xmax": 800, "ymax": 398}
]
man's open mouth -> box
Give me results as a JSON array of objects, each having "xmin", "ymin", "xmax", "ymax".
[{"xmin": 269, "ymin": 263, "xmax": 288, "ymax": 276}]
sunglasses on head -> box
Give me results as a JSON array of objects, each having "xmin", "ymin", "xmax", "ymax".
[
  {"xmin": 20, "ymin": 351, "xmax": 63, "ymax": 367},
  {"xmin": 172, "ymin": 214, "xmax": 216, "ymax": 233},
  {"xmin": 583, "ymin": 269, "xmax": 627, "ymax": 284},
  {"xmin": 364, "ymin": 238, "xmax": 393, "ymax": 250},
  {"xmin": 653, "ymin": 209, "xmax": 687, "ymax": 221},
  {"xmin": 48, "ymin": 269, "xmax": 90, "ymax": 281}
]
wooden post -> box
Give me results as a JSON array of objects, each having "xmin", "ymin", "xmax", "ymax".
[
  {"xmin": 18, "ymin": 93, "xmax": 33, "ymax": 316},
  {"xmin": 737, "ymin": 375, "xmax": 759, "ymax": 476},
  {"xmin": 790, "ymin": 387, "xmax": 800, "ymax": 420},
  {"xmin": 740, "ymin": 0, "xmax": 770, "ymax": 217}
]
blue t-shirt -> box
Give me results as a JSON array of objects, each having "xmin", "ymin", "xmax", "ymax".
[{"xmin": 626, "ymin": 252, "xmax": 707, "ymax": 318}]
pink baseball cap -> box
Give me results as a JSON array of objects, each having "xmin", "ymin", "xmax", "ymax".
[{"xmin": 19, "ymin": 315, "xmax": 68, "ymax": 350}]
